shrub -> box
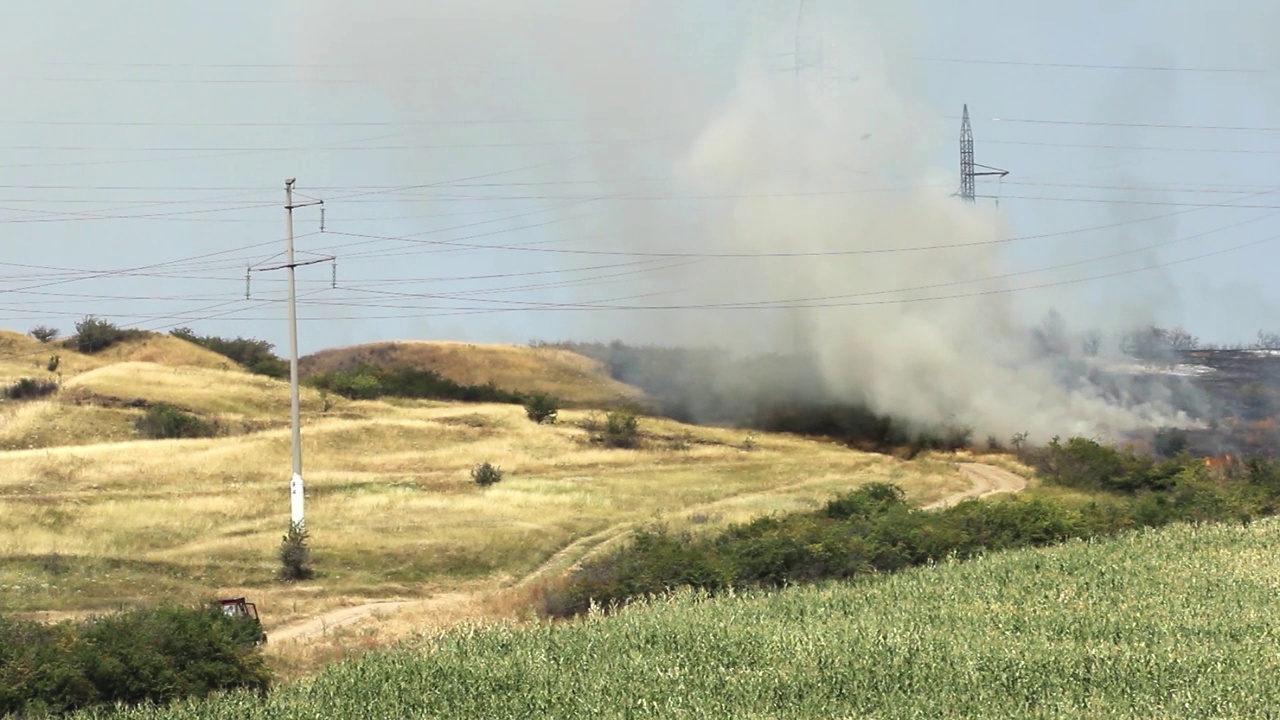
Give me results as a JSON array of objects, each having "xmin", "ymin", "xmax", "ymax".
[
  {"xmin": 541, "ymin": 444, "xmax": 1280, "ymax": 619},
  {"xmin": 0, "ymin": 604, "xmax": 270, "ymax": 717},
  {"xmin": 279, "ymin": 522, "xmax": 313, "ymax": 581},
  {"xmin": 72, "ymin": 316, "xmax": 142, "ymax": 354},
  {"xmin": 28, "ymin": 325, "xmax": 59, "ymax": 343},
  {"xmin": 602, "ymin": 407, "xmax": 640, "ymax": 448},
  {"xmin": 1153, "ymin": 427, "xmax": 1190, "ymax": 459},
  {"xmin": 135, "ymin": 403, "xmax": 219, "ymax": 440},
  {"xmin": 307, "ymin": 364, "xmax": 524, "ymax": 404},
  {"xmin": 471, "ymin": 461, "xmax": 504, "ymax": 487},
  {"xmin": 5, "ymin": 377, "xmax": 59, "ymax": 400},
  {"xmin": 170, "ymin": 328, "xmax": 288, "ymax": 378},
  {"xmin": 524, "ymin": 393, "xmax": 559, "ymax": 424},
  {"xmin": 319, "ymin": 369, "xmax": 383, "ymax": 400}
]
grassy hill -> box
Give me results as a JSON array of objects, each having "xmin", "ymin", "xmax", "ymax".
[
  {"xmin": 0, "ymin": 384, "xmax": 972, "ymax": 630},
  {"xmin": 72, "ymin": 519, "xmax": 1280, "ymax": 719},
  {"xmin": 299, "ymin": 341, "xmax": 644, "ymax": 406},
  {"xmin": 0, "ymin": 334, "xmax": 314, "ymax": 450}
]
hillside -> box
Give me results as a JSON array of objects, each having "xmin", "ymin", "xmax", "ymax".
[
  {"xmin": 299, "ymin": 341, "xmax": 644, "ymax": 406},
  {"xmin": 0, "ymin": 393, "xmax": 977, "ymax": 640},
  {"xmin": 0, "ymin": 334, "xmax": 303, "ymax": 449},
  {"xmin": 76, "ymin": 519, "xmax": 1280, "ymax": 719}
]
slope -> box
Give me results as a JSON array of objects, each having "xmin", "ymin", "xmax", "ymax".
[
  {"xmin": 0, "ymin": 402, "xmax": 977, "ymax": 633},
  {"xmin": 0, "ymin": 335, "xmax": 314, "ymax": 450},
  {"xmin": 299, "ymin": 340, "xmax": 644, "ymax": 406},
  {"xmin": 80, "ymin": 518, "xmax": 1280, "ymax": 719}
]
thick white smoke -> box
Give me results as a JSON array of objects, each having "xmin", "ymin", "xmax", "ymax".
[{"xmin": 299, "ymin": 0, "xmax": 1202, "ymax": 441}]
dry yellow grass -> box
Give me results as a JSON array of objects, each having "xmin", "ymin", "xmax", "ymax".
[
  {"xmin": 299, "ymin": 340, "xmax": 644, "ymax": 406},
  {"xmin": 63, "ymin": 362, "xmax": 326, "ymax": 418},
  {"xmin": 0, "ymin": 332, "xmax": 102, "ymax": 381},
  {"xmin": 90, "ymin": 334, "xmax": 241, "ymax": 372},
  {"xmin": 0, "ymin": 403, "xmax": 970, "ymax": 629},
  {"xmin": 0, "ymin": 333, "xmax": 1001, "ymax": 682},
  {"xmin": 0, "ymin": 360, "xmax": 343, "ymax": 449}
]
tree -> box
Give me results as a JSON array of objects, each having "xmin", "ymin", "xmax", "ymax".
[
  {"xmin": 1166, "ymin": 326, "xmax": 1199, "ymax": 351},
  {"xmin": 1256, "ymin": 330, "xmax": 1280, "ymax": 350},
  {"xmin": 1032, "ymin": 309, "xmax": 1070, "ymax": 357},
  {"xmin": 1081, "ymin": 329, "xmax": 1102, "ymax": 357},
  {"xmin": 28, "ymin": 325, "xmax": 59, "ymax": 343},
  {"xmin": 523, "ymin": 393, "xmax": 560, "ymax": 424},
  {"xmin": 73, "ymin": 316, "xmax": 136, "ymax": 354}
]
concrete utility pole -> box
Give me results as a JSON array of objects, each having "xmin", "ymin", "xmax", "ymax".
[{"xmin": 283, "ymin": 179, "xmax": 323, "ymax": 530}]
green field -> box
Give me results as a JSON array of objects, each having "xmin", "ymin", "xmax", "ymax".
[{"xmin": 78, "ymin": 518, "xmax": 1280, "ymax": 719}]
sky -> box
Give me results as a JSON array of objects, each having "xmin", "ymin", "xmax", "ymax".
[{"xmin": 0, "ymin": 0, "xmax": 1277, "ymax": 357}]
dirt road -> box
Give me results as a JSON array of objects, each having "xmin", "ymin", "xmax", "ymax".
[
  {"xmin": 931, "ymin": 463, "xmax": 1027, "ymax": 508},
  {"xmin": 267, "ymin": 462, "xmax": 1028, "ymax": 644}
]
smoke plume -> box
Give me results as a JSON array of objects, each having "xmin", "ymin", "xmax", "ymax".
[{"xmin": 300, "ymin": 1, "xmax": 1206, "ymax": 441}]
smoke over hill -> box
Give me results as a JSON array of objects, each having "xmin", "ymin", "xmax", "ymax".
[{"xmin": 300, "ymin": 1, "xmax": 1264, "ymax": 442}]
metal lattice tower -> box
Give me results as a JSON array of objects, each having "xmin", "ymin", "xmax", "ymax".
[
  {"xmin": 959, "ymin": 104, "xmax": 976, "ymax": 203},
  {"xmin": 957, "ymin": 104, "xmax": 1008, "ymax": 204}
]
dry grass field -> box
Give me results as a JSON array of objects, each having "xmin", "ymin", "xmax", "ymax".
[
  {"xmin": 0, "ymin": 333, "xmax": 994, "ymax": 679},
  {"xmin": 299, "ymin": 340, "xmax": 644, "ymax": 406}
]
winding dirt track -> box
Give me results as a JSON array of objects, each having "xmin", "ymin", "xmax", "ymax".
[{"xmin": 268, "ymin": 462, "xmax": 1028, "ymax": 644}]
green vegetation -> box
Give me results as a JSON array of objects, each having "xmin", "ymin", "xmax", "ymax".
[
  {"xmin": 470, "ymin": 461, "xmax": 504, "ymax": 487},
  {"xmin": 5, "ymin": 376, "xmax": 60, "ymax": 400},
  {"xmin": 307, "ymin": 364, "xmax": 524, "ymax": 404},
  {"xmin": 279, "ymin": 522, "xmax": 313, "ymax": 582},
  {"xmin": 0, "ymin": 604, "xmax": 269, "ymax": 718},
  {"xmin": 601, "ymin": 407, "xmax": 640, "ymax": 448},
  {"xmin": 71, "ymin": 317, "xmax": 145, "ymax": 355},
  {"xmin": 29, "ymin": 325, "xmax": 60, "ymax": 343},
  {"xmin": 169, "ymin": 328, "xmax": 288, "ymax": 379},
  {"xmin": 70, "ymin": 520, "xmax": 1280, "ymax": 718},
  {"xmin": 545, "ymin": 440, "xmax": 1275, "ymax": 617},
  {"xmin": 134, "ymin": 403, "xmax": 220, "ymax": 440},
  {"xmin": 523, "ymin": 392, "xmax": 559, "ymax": 424}
]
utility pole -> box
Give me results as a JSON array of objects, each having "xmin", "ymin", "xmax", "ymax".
[
  {"xmin": 283, "ymin": 179, "xmax": 323, "ymax": 531},
  {"xmin": 244, "ymin": 181, "xmax": 331, "ymax": 537},
  {"xmin": 958, "ymin": 104, "xmax": 1009, "ymax": 204}
]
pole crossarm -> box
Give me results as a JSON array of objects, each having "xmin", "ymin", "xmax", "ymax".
[{"xmin": 251, "ymin": 255, "xmax": 335, "ymax": 273}]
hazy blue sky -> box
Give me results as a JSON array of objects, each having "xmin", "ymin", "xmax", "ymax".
[{"xmin": 0, "ymin": 1, "xmax": 1277, "ymax": 355}]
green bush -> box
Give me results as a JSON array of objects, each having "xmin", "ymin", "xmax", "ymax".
[
  {"xmin": 0, "ymin": 604, "xmax": 270, "ymax": 717},
  {"xmin": 28, "ymin": 325, "xmax": 59, "ymax": 343},
  {"xmin": 135, "ymin": 404, "xmax": 219, "ymax": 440},
  {"xmin": 5, "ymin": 377, "xmax": 59, "ymax": 400},
  {"xmin": 72, "ymin": 316, "xmax": 143, "ymax": 354},
  {"xmin": 279, "ymin": 521, "xmax": 313, "ymax": 582},
  {"xmin": 523, "ymin": 393, "xmax": 559, "ymax": 424},
  {"xmin": 307, "ymin": 364, "xmax": 523, "ymax": 404},
  {"xmin": 542, "ymin": 447, "xmax": 1280, "ymax": 618},
  {"xmin": 1027, "ymin": 436, "xmax": 1181, "ymax": 493},
  {"xmin": 471, "ymin": 461, "xmax": 504, "ymax": 487},
  {"xmin": 170, "ymin": 328, "xmax": 288, "ymax": 379},
  {"xmin": 602, "ymin": 407, "xmax": 640, "ymax": 448}
]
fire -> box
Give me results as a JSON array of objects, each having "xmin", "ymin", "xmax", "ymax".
[{"xmin": 1204, "ymin": 454, "xmax": 1234, "ymax": 468}]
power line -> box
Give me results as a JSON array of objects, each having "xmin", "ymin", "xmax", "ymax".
[
  {"xmin": 976, "ymin": 195, "xmax": 1280, "ymax": 209},
  {"xmin": 984, "ymin": 139, "xmax": 1280, "ymax": 155},
  {"xmin": 981, "ymin": 116, "xmax": 1280, "ymax": 133},
  {"xmin": 320, "ymin": 185, "xmax": 1280, "ymax": 260},
  {"xmin": 917, "ymin": 56, "xmax": 1270, "ymax": 74}
]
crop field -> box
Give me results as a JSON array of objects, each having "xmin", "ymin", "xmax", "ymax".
[{"xmin": 73, "ymin": 518, "xmax": 1280, "ymax": 719}]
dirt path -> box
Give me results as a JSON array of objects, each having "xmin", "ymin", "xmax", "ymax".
[
  {"xmin": 931, "ymin": 463, "xmax": 1027, "ymax": 508},
  {"xmin": 267, "ymin": 462, "xmax": 1028, "ymax": 644},
  {"xmin": 268, "ymin": 601, "xmax": 415, "ymax": 644}
]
